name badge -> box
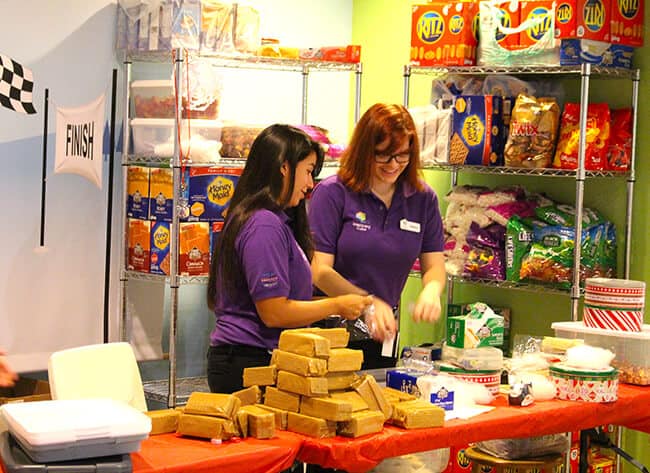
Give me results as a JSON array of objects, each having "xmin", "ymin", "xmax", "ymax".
[{"xmin": 400, "ymin": 219, "xmax": 421, "ymax": 233}]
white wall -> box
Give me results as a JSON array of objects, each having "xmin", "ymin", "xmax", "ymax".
[{"xmin": 0, "ymin": 0, "xmax": 354, "ymax": 374}]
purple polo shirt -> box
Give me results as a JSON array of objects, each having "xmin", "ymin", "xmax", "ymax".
[
  {"xmin": 210, "ymin": 209, "xmax": 313, "ymax": 350},
  {"xmin": 308, "ymin": 175, "xmax": 444, "ymax": 308}
]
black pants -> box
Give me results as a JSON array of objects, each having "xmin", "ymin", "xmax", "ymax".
[
  {"xmin": 207, "ymin": 344, "xmax": 272, "ymax": 393},
  {"xmin": 348, "ymin": 338, "xmax": 397, "ymax": 370}
]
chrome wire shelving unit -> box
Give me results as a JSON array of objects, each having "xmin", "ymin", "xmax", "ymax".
[
  {"xmin": 403, "ymin": 63, "xmax": 640, "ymax": 322},
  {"xmin": 120, "ymin": 49, "xmax": 361, "ymax": 408}
]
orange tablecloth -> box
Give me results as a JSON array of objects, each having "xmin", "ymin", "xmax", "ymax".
[
  {"xmin": 131, "ymin": 430, "xmax": 302, "ymax": 473},
  {"xmin": 296, "ymin": 384, "xmax": 650, "ymax": 472}
]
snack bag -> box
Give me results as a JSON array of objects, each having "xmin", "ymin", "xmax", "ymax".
[
  {"xmin": 607, "ymin": 108, "xmax": 633, "ymax": 171},
  {"xmin": 504, "ymin": 94, "xmax": 560, "ymax": 168},
  {"xmin": 553, "ymin": 103, "xmax": 611, "ymax": 170}
]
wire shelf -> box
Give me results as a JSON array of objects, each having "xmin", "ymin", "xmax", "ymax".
[
  {"xmin": 421, "ymin": 163, "xmax": 631, "ymax": 178},
  {"xmin": 123, "ymin": 154, "xmax": 248, "ymax": 168},
  {"xmin": 409, "ymin": 271, "xmax": 578, "ymax": 295},
  {"xmin": 406, "ymin": 65, "xmax": 639, "ymax": 80},
  {"xmin": 123, "ymin": 270, "xmax": 208, "ymax": 285},
  {"xmin": 124, "ymin": 50, "xmax": 361, "ymax": 73}
]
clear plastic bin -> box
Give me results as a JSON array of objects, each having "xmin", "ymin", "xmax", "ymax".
[
  {"xmin": 131, "ymin": 80, "xmax": 220, "ymax": 120},
  {"xmin": 131, "ymin": 118, "xmax": 222, "ymax": 161},
  {"xmin": 552, "ymin": 321, "xmax": 650, "ymax": 385},
  {"xmin": 441, "ymin": 344, "xmax": 503, "ymax": 371}
]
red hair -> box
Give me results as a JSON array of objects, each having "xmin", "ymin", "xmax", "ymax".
[{"xmin": 338, "ymin": 103, "xmax": 424, "ymax": 193}]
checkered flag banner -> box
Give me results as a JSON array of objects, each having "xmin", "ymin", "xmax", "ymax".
[{"xmin": 0, "ymin": 54, "xmax": 36, "ymax": 115}]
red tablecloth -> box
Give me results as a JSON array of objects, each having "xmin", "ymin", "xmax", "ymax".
[
  {"xmin": 296, "ymin": 384, "xmax": 650, "ymax": 472},
  {"xmin": 2, "ymin": 385, "xmax": 649, "ymax": 473},
  {"xmin": 131, "ymin": 430, "xmax": 302, "ymax": 473}
]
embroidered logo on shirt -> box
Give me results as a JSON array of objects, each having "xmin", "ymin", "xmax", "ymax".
[
  {"xmin": 352, "ymin": 211, "xmax": 371, "ymax": 232},
  {"xmin": 260, "ymin": 272, "xmax": 279, "ymax": 288}
]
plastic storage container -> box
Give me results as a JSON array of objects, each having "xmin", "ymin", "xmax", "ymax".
[
  {"xmin": 131, "ymin": 118, "xmax": 222, "ymax": 161},
  {"xmin": 437, "ymin": 363, "xmax": 501, "ymax": 395},
  {"xmin": 549, "ymin": 363, "xmax": 618, "ymax": 402},
  {"xmin": 552, "ymin": 321, "xmax": 650, "ymax": 385},
  {"xmin": 131, "ymin": 80, "xmax": 219, "ymax": 119},
  {"xmin": 0, "ymin": 399, "xmax": 151, "ymax": 463},
  {"xmin": 441, "ymin": 344, "xmax": 503, "ymax": 371},
  {"xmin": 0, "ymin": 431, "xmax": 132, "ymax": 473}
]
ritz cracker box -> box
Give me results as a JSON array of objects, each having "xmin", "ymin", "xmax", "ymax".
[
  {"xmin": 411, "ymin": 2, "xmax": 478, "ymax": 66},
  {"xmin": 187, "ymin": 167, "xmax": 242, "ymax": 222}
]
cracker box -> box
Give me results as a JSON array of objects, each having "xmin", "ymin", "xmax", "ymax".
[
  {"xmin": 187, "ymin": 167, "xmax": 241, "ymax": 222},
  {"xmin": 610, "ymin": 0, "xmax": 644, "ymax": 46},
  {"xmin": 449, "ymin": 95, "xmax": 504, "ymax": 166},
  {"xmin": 150, "ymin": 221, "xmax": 171, "ymax": 275},
  {"xmin": 411, "ymin": 2, "xmax": 478, "ymax": 66},
  {"xmin": 577, "ymin": 0, "xmax": 611, "ymax": 41},
  {"xmin": 127, "ymin": 166, "xmax": 150, "ymax": 220},
  {"xmin": 385, "ymin": 369, "xmax": 423, "ymax": 397},
  {"xmin": 149, "ymin": 167, "xmax": 173, "ymax": 222},
  {"xmin": 447, "ymin": 303, "xmax": 511, "ymax": 354},
  {"xmin": 556, "ymin": 0, "xmax": 579, "ymax": 37},
  {"xmin": 446, "ymin": 302, "xmax": 504, "ymax": 348},
  {"xmin": 179, "ymin": 222, "xmax": 210, "ymax": 276},
  {"xmin": 488, "ymin": 0, "xmax": 521, "ymax": 51},
  {"xmin": 127, "ymin": 218, "xmax": 151, "ymax": 272},
  {"xmin": 519, "ymin": 1, "xmax": 560, "ymax": 48}
]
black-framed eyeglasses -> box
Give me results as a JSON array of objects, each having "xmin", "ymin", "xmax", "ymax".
[{"xmin": 374, "ymin": 152, "xmax": 410, "ymax": 164}]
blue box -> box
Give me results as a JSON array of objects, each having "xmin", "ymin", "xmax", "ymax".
[
  {"xmin": 450, "ymin": 95, "xmax": 504, "ymax": 166},
  {"xmin": 386, "ymin": 369, "xmax": 422, "ymax": 397},
  {"xmin": 187, "ymin": 167, "xmax": 241, "ymax": 222},
  {"xmin": 560, "ymin": 39, "xmax": 634, "ymax": 68},
  {"xmin": 150, "ymin": 221, "xmax": 171, "ymax": 275}
]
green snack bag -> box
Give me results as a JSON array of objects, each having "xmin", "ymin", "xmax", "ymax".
[{"xmin": 505, "ymin": 216, "xmax": 533, "ymax": 282}]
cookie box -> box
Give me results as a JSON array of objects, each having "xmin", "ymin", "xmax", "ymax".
[
  {"xmin": 549, "ymin": 362, "xmax": 618, "ymax": 402},
  {"xmin": 552, "ymin": 321, "xmax": 650, "ymax": 385},
  {"xmin": 0, "ymin": 399, "xmax": 151, "ymax": 463}
]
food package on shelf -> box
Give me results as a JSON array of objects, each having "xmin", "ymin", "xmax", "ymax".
[
  {"xmin": 127, "ymin": 218, "xmax": 151, "ymax": 272},
  {"xmin": 446, "ymin": 302, "xmax": 504, "ymax": 349},
  {"xmin": 410, "ymin": 2, "xmax": 478, "ymax": 66},
  {"xmin": 220, "ymin": 122, "xmax": 265, "ymax": 159},
  {"xmin": 200, "ymin": 1, "xmax": 260, "ymax": 55},
  {"xmin": 298, "ymin": 45, "xmax": 361, "ymax": 63},
  {"xmin": 560, "ymin": 39, "xmax": 634, "ymax": 68},
  {"xmin": 504, "ymin": 94, "xmax": 560, "ymax": 169},
  {"xmin": 607, "ymin": 108, "xmax": 633, "ymax": 171},
  {"xmin": 409, "ymin": 105, "xmax": 452, "ymax": 165},
  {"xmin": 448, "ymin": 95, "xmax": 505, "ymax": 166},
  {"xmin": 475, "ymin": 434, "xmax": 570, "ymax": 460},
  {"xmin": 553, "ymin": 103, "xmax": 611, "ymax": 170}
]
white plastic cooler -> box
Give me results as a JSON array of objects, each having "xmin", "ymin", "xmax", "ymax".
[{"xmin": 0, "ymin": 398, "xmax": 151, "ymax": 462}]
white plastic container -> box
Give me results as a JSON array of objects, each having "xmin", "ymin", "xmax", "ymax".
[
  {"xmin": 131, "ymin": 118, "xmax": 222, "ymax": 160},
  {"xmin": 0, "ymin": 399, "xmax": 151, "ymax": 463},
  {"xmin": 131, "ymin": 80, "xmax": 175, "ymax": 119},
  {"xmin": 552, "ymin": 321, "xmax": 650, "ymax": 385}
]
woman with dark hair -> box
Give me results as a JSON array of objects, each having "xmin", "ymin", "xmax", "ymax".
[
  {"xmin": 309, "ymin": 104, "xmax": 446, "ymax": 370},
  {"xmin": 207, "ymin": 124, "xmax": 372, "ymax": 394}
]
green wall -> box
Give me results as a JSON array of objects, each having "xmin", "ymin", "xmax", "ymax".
[{"xmin": 352, "ymin": 0, "xmax": 650, "ymax": 469}]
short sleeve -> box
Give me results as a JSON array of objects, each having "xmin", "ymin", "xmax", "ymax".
[
  {"xmin": 238, "ymin": 217, "xmax": 291, "ymax": 302},
  {"xmin": 308, "ymin": 177, "xmax": 345, "ymax": 255},
  {"xmin": 421, "ymin": 185, "xmax": 445, "ymax": 254}
]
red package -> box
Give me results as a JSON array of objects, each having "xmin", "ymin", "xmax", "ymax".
[
  {"xmin": 607, "ymin": 108, "xmax": 633, "ymax": 171},
  {"xmin": 553, "ymin": 103, "xmax": 611, "ymax": 170}
]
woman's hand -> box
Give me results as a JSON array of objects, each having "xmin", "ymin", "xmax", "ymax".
[
  {"xmin": 0, "ymin": 350, "xmax": 17, "ymax": 388},
  {"xmin": 335, "ymin": 294, "xmax": 374, "ymax": 320},
  {"xmin": 413, "ymin": 288, "xmax": 442, "ymax": 323},
  {"xmin": 365, "ymin": 298, "xmax": 397, "ymax": 342}
]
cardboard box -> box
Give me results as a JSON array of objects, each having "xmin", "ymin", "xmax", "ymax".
[
  {"xmin": 0, "ymin": 378, "xmax": 50, "ymax": 405},
  {"xmin": 490, "ymin": 1, "xmax": 521, "ymax": 49},
  {"xmin": 179, "ymin": 222, "xmax": 210, "ymax": 276},
  {"xmin": 187, "ymin": 167, "xmax": 241, "ymax": 222},
  {"xmin": 149, "ymin": 167, "xmax": 173, "ymax": 222},
  {"xmin": 610, "ymin": 0, "xmax": 644, "ymax": 46},
  {"xmin": 449, "ymin": 96, "xmax": 504, "ymax": 166},
  {"xmin": 126, "ymin": 166, "xmax": 150, "ymax": 220},
  {"xmin": 448, "ymin": 303, "xmax": 511, "ymax": 354},
  {"xmin": 150, "ymin": 221, "xmax": 171, "ymax": 275},
  {"xmin": 127, "ymin": 218, "xmax": 151, "ymax": 272},
  {"xmin": 411, "ymin": 2, "xmax": 478, "ymax": 66},
  {"xmin": 446, "ymin": 303, "xmax": 504, "ymax": 348},
  {"xmin": 560, "ymin": 38, "xmax": 633, "ymax": 67},
  {"xmin": 577, "ymin": 0, "xmax": 611, "ymax": 41}
]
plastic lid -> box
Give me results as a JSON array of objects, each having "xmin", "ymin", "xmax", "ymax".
[
  {"xmin": 550, "ymin": 362, "xmax": 617, "ymax": 377},
  {"xmin": 437, "ymin": 362, "xmax": 501, "ymax": 375},
  {"xmin": 131, "ymin": 79, "xmax": 173, "ymax": 89},
  {"xmin": 551, "ymin": 321, "xmax": 650, "ymax": 340}
]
